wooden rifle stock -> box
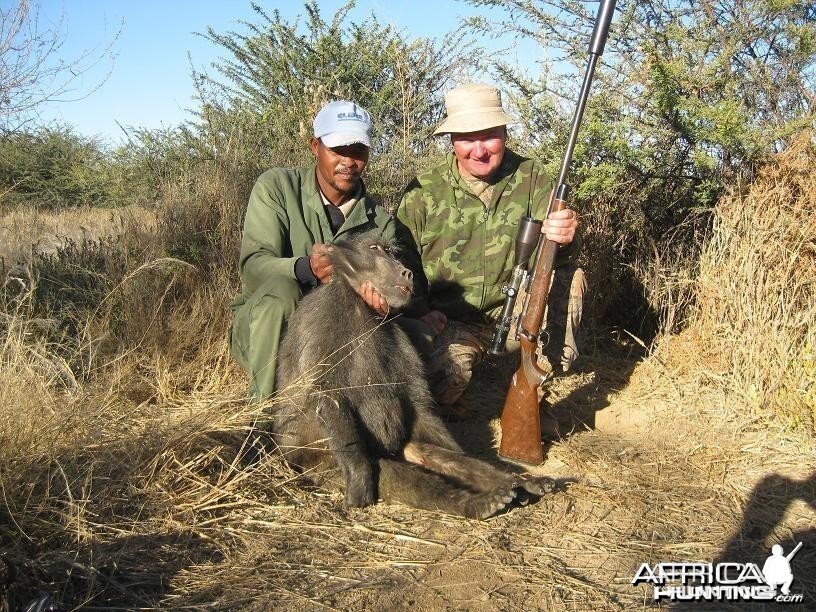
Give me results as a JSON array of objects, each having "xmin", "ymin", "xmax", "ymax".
[
  {"xmin": 499, "ymin": 0, "xmax": 617, "ymax": 464},
  {"xmin": 499, "ymin": 196, "xmax": 566, "ymax": 464}
]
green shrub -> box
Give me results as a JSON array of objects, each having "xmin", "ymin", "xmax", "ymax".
[
  {"xmin": 469, "ymin": 0, "xmax": 816, "ymax": 338},
  {"xmin": 0, "ymin": 126, "xmax": 112, "ymax": 208},
  {"xmin": 191, "ymin": 0, "xmax": 471, "ymax": 209}
]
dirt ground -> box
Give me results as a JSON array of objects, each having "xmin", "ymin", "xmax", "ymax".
[
  {"xmin": 2, "ymin": 323, "xmax": 812, "ymax": 610},
  {"xmin": 151, "ymin": 346, "xmax": 814, "ymax": 611},
  {"xmin": 330, "ymin": 353, "xmax": 814, "ymax": 611}
]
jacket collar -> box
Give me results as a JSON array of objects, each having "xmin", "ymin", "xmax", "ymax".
[{"xmin": 303, "ymin": 164, "xmax": 378, "ymax": 236}]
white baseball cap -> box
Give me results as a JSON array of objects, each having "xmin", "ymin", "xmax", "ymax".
[{"xmin": 313, "ymin": 100, "xmax": 373, "ymax": 148}]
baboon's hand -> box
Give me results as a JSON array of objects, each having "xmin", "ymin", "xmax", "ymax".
[
  {"xmin": 310, "ymin": 243, "xmax": 334, "ymax": 283},
  {"xmin": 344, "ymin": 465, "xmax": 377, "ymax": 508},
  {"xmin": 420, "ymin": 310, "xmax": 447, "ymax": 336}
]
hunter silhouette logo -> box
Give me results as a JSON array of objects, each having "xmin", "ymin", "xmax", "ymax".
[
  {"xmin": 762, "ymin": 543, "xmax": 802, "ymax": 596},
  {"xmin": 632, "ymin": 542, "xmax": 805, "ymax": 603}
]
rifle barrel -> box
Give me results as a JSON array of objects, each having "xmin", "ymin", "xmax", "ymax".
[
  {"xmin": 589, "ymin": 0, "xmax": 617, "ymax": 55},
  {"xmin": 498, "ymin": 0, "xmax": 617, "ymax": 464},
  {"xmin": 786, "ymin": 541, "xmax": 803, "ymax": 561},
  {"xmin": 554, "ymin": 0, "xmax": 617, "ymax": 193}
]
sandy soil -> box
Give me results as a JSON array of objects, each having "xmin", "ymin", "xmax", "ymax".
[
  {"xmin": 1, "ymin": 204, "xmax": 812, "ymax": 609},
  {"xmin": 329, "ymin": 351, "xmax": 814, "ymax": 610}
]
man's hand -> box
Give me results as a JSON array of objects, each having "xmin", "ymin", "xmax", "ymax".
[
  {"xmin": 357, "ymin": 281, "xmax": 389, "ymax": 316},
  {"xmin": 542, "ymin": 208, "xmax": 578, "ymax": 245},
  {"xmin": 421, "ymin": 310, "xmax": 447, "ymax": 336},
  {"xmin": 310, "ymin": 243, "xmax": 334, "ymax": 283}
]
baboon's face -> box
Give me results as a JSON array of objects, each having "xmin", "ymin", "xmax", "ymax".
[{"xmin": 332, "ymin": 238, "xmax": 414, "ymax": 310}]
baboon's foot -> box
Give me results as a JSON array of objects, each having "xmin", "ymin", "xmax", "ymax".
[
  {"xmin": 343, "ymin": 470, "xmax": 376, "ymax": 508},
  {"xmin": 513, "ymin": 475, "xmax": 556, "ymax": 497},
  {"xmin": 463, "ymin": 487, "xmax": 517, "ymax": 519}
]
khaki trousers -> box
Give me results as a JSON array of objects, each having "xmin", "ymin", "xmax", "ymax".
[{"xmin": 425, "ymin": 265, "xmax": 586, "ymax": 406}]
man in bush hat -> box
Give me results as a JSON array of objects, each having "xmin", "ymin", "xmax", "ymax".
[
  {"xmin": 230, "ymin": 100, "xmax": 398, "ymax": 402},
  {"xmin": 397, "ymin": 83, "xmax": 585, "ymax": 421}
]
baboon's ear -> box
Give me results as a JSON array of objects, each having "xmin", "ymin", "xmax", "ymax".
[{"xmin": 328, "ymin": 241, "xmax": 357, "ymax": 277}]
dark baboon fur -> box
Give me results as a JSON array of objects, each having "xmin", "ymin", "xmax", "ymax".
[{"xmin": 273, "ymin": 234, "xmax": 553, "ymax": 519}]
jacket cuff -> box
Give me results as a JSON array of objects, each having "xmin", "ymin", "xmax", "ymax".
[
  {"xmin": 294, "ymin": 256, "xmax": 319, "ymax": 287},
  {"xmin": 555, "ymin": 232, "xmax": 582, "ymax": 268}
]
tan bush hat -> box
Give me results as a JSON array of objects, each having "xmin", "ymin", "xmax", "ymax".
[{"xmin": 434, "ymin": 83, "xmax": 516, "ymax": 135}]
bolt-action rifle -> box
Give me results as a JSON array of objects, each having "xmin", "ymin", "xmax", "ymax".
[{"xmin": 493, "ymin": 0, "xmax": 617, "ymax": 465}]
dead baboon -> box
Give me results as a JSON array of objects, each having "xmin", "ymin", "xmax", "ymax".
[{"xmin": 273, "ymin": 234, "xmax": 554, "ymax": 519}]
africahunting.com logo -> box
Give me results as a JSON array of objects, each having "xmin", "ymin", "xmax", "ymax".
[{"xmin": 632, "ymin": 542, "xmax": 804, "ymax": 603}]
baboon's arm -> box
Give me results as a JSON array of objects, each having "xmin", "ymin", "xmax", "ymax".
[
  {"xmin": 403, "ymin": 442, "xmax": 513, "ymax": 492},
  {"xmin": 314, "ymin": 396, "xmax": 375, "ymax": 507},
  {"xmin": 403, "ymin": 442, "xmax": 554, "ymax": 497}
]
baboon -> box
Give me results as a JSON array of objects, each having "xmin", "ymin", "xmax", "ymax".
[{"xmin": 273, "ymin": 234, "xmax": 554, "ymax": 519}]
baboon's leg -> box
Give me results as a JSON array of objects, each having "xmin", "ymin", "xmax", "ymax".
[
  {"xmin": 403, "ymin": 442, "xmax": 555, "ymax": 496},
  {"xmin": 272, "ymin": 404, "xmax": 345, "ymax": 491},
  {"xmin": 312, "ymin": 395, "xmax": 376, "ymax": 507},
  {"xmin": 376, "ymin": 458, "xmax": 517, "ymax": 520},
  {"xmin": 409, "ymin": 408, "xmax": 464, "ymax": 452}
]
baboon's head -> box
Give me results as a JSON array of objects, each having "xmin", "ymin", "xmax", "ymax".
[{"xmin": 329, "ymin": 236, "xmax": 414, "ymax": 310}]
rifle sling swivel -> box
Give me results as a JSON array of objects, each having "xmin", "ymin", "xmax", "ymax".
[{"xmin": 517, "ymin": 328, "xmax": 550, "ymax": 346}]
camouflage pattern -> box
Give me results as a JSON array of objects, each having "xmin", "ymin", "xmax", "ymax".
[
  {"xmin": 426, "ymin": 319, "xmax": 494, "ymax": 406},
  {"xmin": 397, "ymin": 149, "xmax": 581, "ymax": 322},
  {"xmin": 397, "ymin": 148, "xmax": 585, "ymax": 408},
  {"xmin": 538, "ymin": 264, "xmax": 587, "ymax": 373},
  {"xmin": 426, "ymin": 263, "xmax": 586, "ymax": 407}
]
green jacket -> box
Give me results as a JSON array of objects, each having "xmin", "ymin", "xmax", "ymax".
[
  {"xmin": 238, "ymin": 165, "xmax": 399, "ymax": 298},
  {"xmin": 397, "ymin": 149, "xmax": 580, "ymax": 321}
]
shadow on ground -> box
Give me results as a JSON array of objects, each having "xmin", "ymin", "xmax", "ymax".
[
  {"xmin": 2, "ymin": 531, "xmax": 219, "ymax": 611},
  {"xmin": 446, "ymin": 339, "xmax": 642, "ymax": 467},
  {"xmin": 669, "ymin": 472, "xmax": 816, "ymax": 611}
]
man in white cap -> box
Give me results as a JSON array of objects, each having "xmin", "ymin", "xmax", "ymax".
[
  {"xmin": 230, "ymin": 100, "xmax": 397, "ymax": 401},
  {"xmin": 397, "ymin": 83, "xmax": 585, "ymax": 422}
]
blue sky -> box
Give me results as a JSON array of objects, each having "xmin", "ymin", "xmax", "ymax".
[{"xmin": 34, "ymin": 0, "xmax": 535, "ymax": 144}]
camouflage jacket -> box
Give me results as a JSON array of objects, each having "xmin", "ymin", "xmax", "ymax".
[{"xmin": 396, "ymin": 149, "xmax": 581, "ymax": 321}]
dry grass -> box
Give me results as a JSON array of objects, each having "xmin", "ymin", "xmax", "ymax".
[
  {"xmin": 658, "ymin": 133, "xmax": 816, "ymax": 432},
  {"xmin": 1, "ymin": 138, "xmax": 814, "ymax": 609},
  {"xmin": 4, "ymin": 318, "xmax": 812, "ymax": 609},
  {"xmin": 0, "ymin": 204, "xmax": 156, "ymax": 269}
]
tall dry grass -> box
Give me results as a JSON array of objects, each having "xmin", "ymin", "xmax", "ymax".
[
  {"xmin": 0, "ymin": 204, "xmax": 156, "ymax": 270},
  {"xmin": 658, "ymin": 132, "xmax": 815, "ymax": 431},
  {"xmin": 1, "ymin": 147, "xmax": 247, "ymax": 595},
  {"xmin": 0, "ymin": 255, "xmax": 269, "ymax": 607}
]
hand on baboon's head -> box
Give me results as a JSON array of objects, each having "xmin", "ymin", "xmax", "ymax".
[
  {"xmin": 329, "ymin": 237, "xmax": 414, "ymax": 311},
  {"xmin": 309, "ymin": 242, "xmax": 334, "ymax": 284}
]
